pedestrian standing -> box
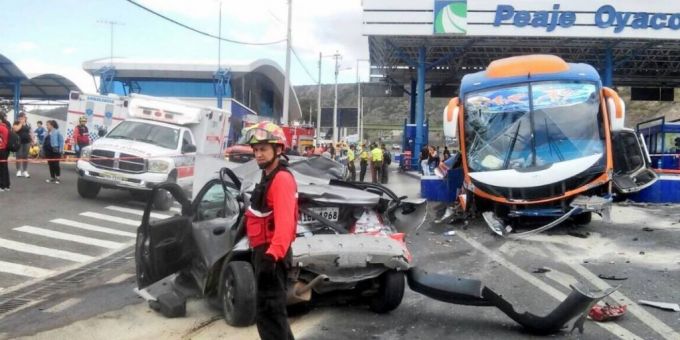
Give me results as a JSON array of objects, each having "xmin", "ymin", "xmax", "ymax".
[
  {"xmin": 428, "ymin": 145, "xmax": 440, "ymax": 173},
  {"xmin": 0, "ymin": 114, "xmax": 10, "ymax": 191},
  {"xmin": 13, "ymin": 113, "xmax": 33, "ymax": 178},
  {"xmin": 370, "ymin": 143, "xmax": 383, "ymax": 183},
  {"xmin": 242, "ymin": 122, "xmax": 296, "ymax": 340},
  {"xmin": 72, "ymin": 116, "xmax": 90, "ymax": 158},
  {"xmin": 347, "ymin": 144, "xmax": 356, "ymax": 181},
  {"xmin": 359, "ymin": 143, "xmax": 369, "ymax": 182},
  {"xmin": 443, "ymin": 146, "xmax": 451, "ymax": 161},
  {"xmin": 420, "ymin": 146, "xmax": 430, "ymax": 175},
  {"xmin": 34, "ymin": 121, "xmax": 46, "ymax": 145},
  {"xmin": 381, "ymin": 144, "xmax": 391, "ymax": 184},
  {"xmin": 43, "ymin": 120, "xmax": 64, "ymax": 184}
]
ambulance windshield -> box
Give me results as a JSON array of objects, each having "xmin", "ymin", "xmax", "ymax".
[
  {"xmin": 463, "ymin": 81, "xmax": 604, "ymax": 172},
  {"xmin": 107, "ymin": 120, "xmax": 180, "ymax": 150}
]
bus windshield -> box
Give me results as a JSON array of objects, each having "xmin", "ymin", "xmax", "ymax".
[{"xmin": 464, "ymin": 81, "xmax": 604, "ymax": 172}]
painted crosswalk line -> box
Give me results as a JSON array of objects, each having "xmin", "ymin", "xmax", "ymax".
[
  {"xmin": 51, "ymin": 218, "xmax": 136, "ymax": 238},
  {"xmin": 0, "ymin": 237, "xmax": 93, "ymax": 263},
  {"xmin": 14, "ymin": 226, "xmax": 125, "ymax": 250},
  {"xmin": 0, "ymin": 260, "xmax": 54, "ymax": 278},
  {"xmin": 79, "ymin": 212, "xmax": 140, "ymax": 227},
  {"xmin": 105, "ymin": 206, "xmax": 172, "ymax": 219}
]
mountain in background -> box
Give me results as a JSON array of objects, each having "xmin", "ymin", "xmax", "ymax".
[{"xmin": 293, "ymin": 84, "xmax": 680, "ymax": 128}]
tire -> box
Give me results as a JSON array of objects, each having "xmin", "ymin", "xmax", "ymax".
[
  {"xmin": 369, "ymin": 270, "xmax": 405, "ymax": 314},
  {"xmin": 219, "ymin": 261, "xmax": 256, "ymax": 327},
  {"xmin": 153, "ymin": 189, "xmax": 173, "ymax": 211},
  {"xmin": 77, "ymin": 178, "xmax": 101, "ymax": 199},
  {"xmin": 572, "ymin": 211, "xmax": 592, "ymax": 225}
]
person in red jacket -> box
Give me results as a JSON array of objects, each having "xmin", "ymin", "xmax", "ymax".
[
  {"xmin": 0, "ymin": 113, "xmax": 10, "ymax": 191},
  {"xmin": 243, "ymin": 121, "xmax": 297, "ymax": 340},
  {"xmin": 72, "ymin": 116, "xmax": 90, "ymax": 158}
]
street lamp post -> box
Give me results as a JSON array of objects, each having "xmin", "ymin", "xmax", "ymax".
[
  {"xmin": 356, "ymin": 58, "xmax": 369, "ymax": 145},
  {"xmin": 282, "ymin": 0, "xmax": 293, "ymax": 125},
  {"xmin": 332, "ymin": 51, "xmax": 341, "ymax": 145}
]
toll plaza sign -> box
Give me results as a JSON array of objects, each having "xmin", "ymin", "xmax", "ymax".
[
  {"xmin": 493, "ymin": 4, "xmax": 680, "ymax": 33},
  {"xmin": 363, "ymin": 0, "xmax": 680, "ymax": 39}
]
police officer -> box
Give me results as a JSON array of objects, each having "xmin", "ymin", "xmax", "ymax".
[
  {"xmin": 243, "ymin": 122, "xmax": 297, "ymax": 340},
  {"xmin": 347, "ymin": 144, "xmax": 356, "ymax": 181},
  {"xmin": 72, "ymin": 116, "xmax": 90, "ymax": 158},
  {"xmin": 381, "ymin": 144, "xmax": 391, "ymax": 184},
  {"xmin": 359, "ymin": 143, "xmax": 369, "ymax": 182},
  {"xmin": 370, "ymin": 143, "xmax": 383, "ymax": 183}
]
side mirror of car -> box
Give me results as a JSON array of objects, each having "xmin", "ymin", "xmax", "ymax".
[
  {"xmin": 98, "ymin": 127, "xmax": 107, "ymax": 137},
  {"xmin": 182, "ymin": 144, "xmax": 197, "ymax": 153}
]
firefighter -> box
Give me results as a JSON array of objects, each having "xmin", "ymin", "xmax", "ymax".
[
  {"xmin": 72, "ymin": 116, "xmax": 90, "ymax": 158},
  {"xmin": 243, "ymin": 121, "xmax": 297, "ymax": 340},
  {"xmin": 347, "ymin": 144, "xmax": 356, "ymax": 181},
  {"xmin": 359, "ymin": 143, "xmax": 369, "ymax": 182},
  {"xmin": 370, "ymin": 143, "xmax": 384, "ymax": 183}
]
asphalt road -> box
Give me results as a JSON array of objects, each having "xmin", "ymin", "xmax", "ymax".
[{"xmin": 0, "ymin": 165, "xmax": 679, "ymax": 339}]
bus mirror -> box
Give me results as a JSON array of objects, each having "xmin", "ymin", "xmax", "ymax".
[
  {"xmin": 603, "ymin": 87, "xmax": 625, "ymax": 131},
  {"xmin": 443, "ymin": 97, "xmax": 460, "ymax": 139}
]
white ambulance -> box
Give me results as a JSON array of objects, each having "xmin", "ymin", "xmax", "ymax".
[
  {"xmin": 76, "ymin": 94, "xmax": 232, "ymax": 210},
  {"xmin": 66, "ymin": 91, "xmax": 128, "ymax": 154}
]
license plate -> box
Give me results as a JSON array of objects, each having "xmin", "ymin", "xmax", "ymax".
[
  {"xmin": 101, "ymin": 171, "xmax": 124, "ymax": 182},
  {"xmin": 300, "ymin": 207, "xmax": 339, "ymax": 223}
]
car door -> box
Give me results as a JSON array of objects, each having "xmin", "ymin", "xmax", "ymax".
[
  {"xmin": 611, "ymin": 129, "xmax": 658, "ymax": 193},
  {"xmin": 189, "ymin": 179, "xmax": 243, "ymax": 290},
  {"xmin": 136, "ymin": 183, "xmax": 194, "ymax": 288}
]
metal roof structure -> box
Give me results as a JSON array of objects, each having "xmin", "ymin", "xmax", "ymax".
[
  {"xmin": 368, "ymin": 35, "xmax": 680, "ymax": 88},
  {"xmin": 0, "ymin": 54, "xmax": 28, "ymax": 81},
  {"xmin": 0, "ymin": 73, "xmax": 82, "ymax": 100}
]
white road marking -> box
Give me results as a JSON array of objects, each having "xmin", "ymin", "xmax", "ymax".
[
  {"xmin": 0, "ymin": 237, "xmax": 93, "ymax": 263},
  {"xmin": 43, "ymin": 298, "xmax": 81, "ymax": 313},
  {"xmin": 545, "ymin": 243, "xmax": 680, "ymax": 340},
  {"xmin": 106, "ymin": 273, "xmax": 134, "ymax": 284},
  {"xmin": 51, "ymin": 218, "xmax": 136, "ymax": 238},
  {"xmin": 79, "ymin": 212, "xmax": 140, "ymax": 227},
  {"xmin": 0, "ymin": 260, "xmax": 54, "ymax": 278},
  {"xmin": 105, "ymin": 206, "xmax": 172, "ymax": 219},
  {"xmin": 14, "ymin": 226, "xmax": 124, "ymax": 250},
  {"xmin": 458, "ymin": 233, "xmax": 641, "ymax": 340}
]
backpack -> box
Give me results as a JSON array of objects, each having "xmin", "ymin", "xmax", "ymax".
[{"xmin": 8, "ymin": 130, "xmax": 20, "ymax": 152}]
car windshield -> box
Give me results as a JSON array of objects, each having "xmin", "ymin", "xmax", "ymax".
[
  {"xmin": 464, "ymin": 81, "xmax": 604, "ymax": 172},
  {"xmin": 107, "ymin": 121, "xmax": 180, "ymax": 150}
]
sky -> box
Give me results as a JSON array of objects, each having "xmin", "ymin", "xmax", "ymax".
[{"xmin": 1, "ymin": 0, "xmax": 370, "ymax": 94}]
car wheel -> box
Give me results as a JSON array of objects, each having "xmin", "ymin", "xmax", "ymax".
[
  {"xmin": 572, "ymin": 211, "xmax": 592, "ymax": 225},
  {"xmin": 219, "ymin": 261, "xmax": 256, "ymax": 327},
  {"xmin": 153, "ymin": 189, "xmax": 173, "ymax": 211},
  {"xmin": 369, "ymin": 270, "xmax": 405, "ymax": 313},
  {"xmin": 77, "ymin": 178, "xmax": 101, "ymax": 199}
]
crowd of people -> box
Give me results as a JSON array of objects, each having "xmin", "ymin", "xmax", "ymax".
[
  {"xmin": 419, "ymin": 145, "xmax": 452, "ymax": 176},
  {"xmin": 299, "ymin": 141, "xmax": 393, "ymax": 184},
  {"xmin": 0, "ymin": 111, "xmax": 65, "ymax": 191}
]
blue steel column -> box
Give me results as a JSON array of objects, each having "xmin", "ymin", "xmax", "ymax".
[
  {"xmin": 415, "ymin": 46, "xmax": 426, "ymax": 170},
  {"xmin": 214, "ymin": 68, "xmax": 232, "ymax": 109},
  {"xmin": 409, "ymin": 79, "xmax": 416, "ymax": 124},
  {"xmin": 602, "ymin": 47, "xmax": 613, "ymax": 87},
  {"xmin": 13, "ymin": 80, "xmax": 20, "ymax": 120}
]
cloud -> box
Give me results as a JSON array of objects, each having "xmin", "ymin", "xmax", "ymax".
[{"xmin": 17, "ymin": 41, "xmax": 39, "ymax": 51}]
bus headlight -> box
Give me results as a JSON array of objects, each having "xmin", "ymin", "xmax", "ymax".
[{"xmin": 148, "ymin": 159, "xmax": 171, "ymax": 173}]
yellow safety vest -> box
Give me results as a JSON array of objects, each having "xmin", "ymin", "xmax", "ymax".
[
  {"xmin": 360, "ymin": 149, "xmax": 369, "ymax": 160},
  {"xmin": 371, "ymin": 148, "xmax": 383, "ymax": 162},
  {"xmin": 347, "ymin": 149, "xmax": 355, "ymax": 162}
]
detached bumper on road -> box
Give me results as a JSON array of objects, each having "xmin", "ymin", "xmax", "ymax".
[{"xmin": 77, "ymin": 160, "xmax": 168, "ymax": 190}]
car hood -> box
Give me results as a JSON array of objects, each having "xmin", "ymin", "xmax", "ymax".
[{"xmin": 92, "ymin": 138, "xmax": 177, "ymax": 157}]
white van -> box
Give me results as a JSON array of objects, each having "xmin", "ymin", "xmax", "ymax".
[{"xmin": 76, "ymin": 94, "xmax": 232, "ymax": 210}]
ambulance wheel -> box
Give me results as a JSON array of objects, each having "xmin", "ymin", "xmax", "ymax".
[
  {"xmin": 153, "ymin": 189, "xmax": 173, "ymax": 211},
  {"xmin": 219, "ymin": 261, "xmax": 256, "ymax": 327},
  {"xmin": 369, "ymin": 270, "xmax": 405, "ymax": 314},
  {"xmin": 572, "ymin": 212, "xmax": 592, "ymax": 225},
  {"xmin": 77, "ymin": 178, "xmax": 100, "ymax": 199}
]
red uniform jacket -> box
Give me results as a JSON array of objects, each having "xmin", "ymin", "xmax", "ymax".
[
  {"xmin": 73, "ymin": 125, "xmax": 90, "ymax": 145},
  {"xmin": 245, "ymin": 168, "xmax": 298, "ymax": 261},
  {"xmin": 0, "ymin": 123, "xmax": 8, "ymax": 150}
]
